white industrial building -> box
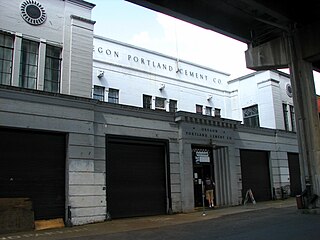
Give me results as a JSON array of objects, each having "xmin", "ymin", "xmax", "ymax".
[
  {"xmin": 0, "ymin": 0, "xmax": 300, "ymax": 232},
  {"xmin": 92, "ymin": 36, "xmax": 296, "ymax": 131}
]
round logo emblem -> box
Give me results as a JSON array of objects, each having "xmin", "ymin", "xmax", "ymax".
[{"xmin": 20, "ymin": 0, "xmax": 47, "ymax": 25}]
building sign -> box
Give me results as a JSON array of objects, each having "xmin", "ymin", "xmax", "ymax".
[
  {"xmin": 183, "ymin": 125, "xmax": 234, "ymax": 143},
  {"xmin": 93, "ymin": 38, "xmax": 228, "ymax": 89},
  {"xmin": 195, "ymin": 150, "xmax": 210, "ymax": 163}
]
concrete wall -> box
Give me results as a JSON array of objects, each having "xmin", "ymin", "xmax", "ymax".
[
  {"xmin": 0, "ymin": 85, "xmax": 299, "ymax": 225},
  {"xmin": 0, "ymin": 86, "xmax": 180, "ymax": 225},
  {"xmin": 235, "ymin": 125, "xmax": 299, "ymax": 199}
]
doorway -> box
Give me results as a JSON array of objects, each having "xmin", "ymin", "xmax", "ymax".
[
  {"xmin": 0, "ymin": 128, "xmax": 66, "ymax": 220},
  {"xmin": 192, "ymin": 147, "xmax": 215, "ymax": 207},
  {"xmin": 240, "ymin": 149, "xmax": 272, "ymax": 201},
  {"xmin": 106, "ymin": 136, "xmax": 170, "ymax": 218},
  {"xmin": 288, "ymin": 153, "xmax": 302, "ymax": 196}
]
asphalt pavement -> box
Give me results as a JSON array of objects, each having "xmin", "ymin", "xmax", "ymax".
[{"xmin": 0, "ymin": 198, "xmax": 305, "ymax": 240}]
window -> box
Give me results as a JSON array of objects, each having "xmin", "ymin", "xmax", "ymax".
[
  {"xmin": 19, "ymin": 39, "xmax": 39, "ymax": 89},
  {"xmin": 155, "ymin": 97, "xmax": 166, "ymax": 110},
  {"xmin": 205, "ymin": 106, "xmax": 212, "ymax": 116},
  {"xmin": 93, "ymin": 85, "xmax": 105, "ymax": 101},
  {"xmin": 290, "ymin": 105, "xmax": 296, "ymax": 132},
  {"xmin": 108, "ymin": 88, "xmax": 119, "ymax": 103},
  {"xmin": 214, "ymin": 108, "xmax": 221, "ymax": 117},
  {"xmin": 243, "ymin": 105, "xmax": 260, "ymax": 127},
  {"xmin": 169, "ymin": 99, "xmax": 177, "ymax": 113},
  {"xmin": 143, "ymin": 94, "xmax": 152, "ymax": 109},
  {"xmin": 44, "ymin": 45, "xmax": 61, "ymax": 93},
  {"xmin": 0, "ymin": 33, "xmax": 14, "ymax": 85},
  {"xmin": 196, "ymin": 105, "xmax": 203, "ymax": 114},
  {"xmin": 283, "ymin": 103, "xmax": 289, "ymax": 131}
]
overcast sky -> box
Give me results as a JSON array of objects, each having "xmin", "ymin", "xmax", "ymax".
[{"xmin": 90, "ymin": 0, "xmax": 320, "ymax": 94}]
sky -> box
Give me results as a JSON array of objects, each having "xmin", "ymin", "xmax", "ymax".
[{"xmin": 90, "ymin": 0, "xmax": 320, "ymax": 94}]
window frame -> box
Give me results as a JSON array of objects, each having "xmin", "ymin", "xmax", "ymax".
[
  {"xmin": 108, "ymin": 88, "xmax": 119, "ymax": 103},
  {"xmin": 283, "ymin": 103, "xmax": 289, "ymax": 131},
  {"xmin": 155, "ymin": 96, "xmax": 166, "ymax": 110},
  {"xmin": 169, "ymin": 99, "xmax": 178, "ymax": 113},
  {"xmin": 196, "ymin": 104, "xmax": 203, "ymax": 114},
  {"xmin": 44, "ymin": 44, "xmax": 62, "ymax": 93},
  {"xmin": 0, "ymin": 32, "xmax": 14, "ymax": 85},
  {"xmin": 93, "ymin": 85, "xmax": 105, "ymax": 101},
  {"xmin": 214, "ymin": 108, "xmax": 221, "ymax": 117},
  {"xmin": 243, "ymin": 104, "xmax": 260, "ymax": 127},
  {"xmin": 19, "ymin": 38, "xmax": 39, "ymax": 89},
  {"xmin": 143, "ymin": 94, "xmax": 152, "ymax": 109},
  {"xmin": 205, "ymin": 106, "xmax": 212, "ymax": 116}
]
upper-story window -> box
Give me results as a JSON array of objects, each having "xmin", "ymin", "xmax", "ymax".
[
  {"xmin": 243, "ymin": 104, "xmax": 260, "ymax": 127},
  {"xmin": 0, "ymin": 33, "xmax": 14, "ymax": 86},
  {"xmin": 214, "ymin": 108, "xmax": 221, "ymax": 117},
  {"xmin": 143, "ymin": 94, "xmax": 152, "ymax": 109},
  {"xmin": 290, "ymin": 105, "xmax": 296, "ymax": 132},
  {"xmin": 283, "ymin": 103, "xmax": 289, "ymax": 131},
  {"xmin": 155, "ymin": 97, "xmax": 166, "ymax": 110},
  {"xmin": 93, "ymin": 85, "xmax": 105, "ymax": 101},
  {"xmin": 44, "ymin": 45, "xmax": 62, "ymax": 93},
  {"xmin": 282, "ymin": 103, "xmax": 296, "ymax": 132},
  {"xmin": 205, "ymin": 106, "xmax": 212, "ymax": 116},
  {"xmin": 19, "ymin": 39, "xmax": 39, "ymax": 89},
  {"xmin": 169, "ymin": 99, "xmax": 177, "ymax": 113},
  {"xmin": 196, "ymin": 104, "xmax": 203, "ymax": 114},
  {"xmin": 108, "ymin": 88, "xmax": 119, "ymax": 103}
]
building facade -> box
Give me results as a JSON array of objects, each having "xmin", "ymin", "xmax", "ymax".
[
  {"xmin": 92, "ymin": 37, "xmax": 296, "ymax": 131},
  {"xmin": 0, "ymin": 0, "xmax": 301, "ymax": 230}
]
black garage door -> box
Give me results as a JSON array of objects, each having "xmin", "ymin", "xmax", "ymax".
[
  {"xmin": 106, "ymin": 136, "xmax": 169, "ymax": 219},
  {"xmin": 288, "ymin": 153, "xmax": 302, "ymax": 196},
  {"xmin": 240, "ymin": 150, "xmax": 272, "ymax": 201},
  {"xmin": 0, "ymin": 128, "xmax": 66, "ymax": 220}
]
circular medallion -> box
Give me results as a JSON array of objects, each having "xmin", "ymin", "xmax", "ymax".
[
  {"xmin": 20, "ymin": 0, "xmax": 47, "ymax": 25},
  {"xmin": 286, "ymin": 83, "xmax": 293, "ymax": 97}
]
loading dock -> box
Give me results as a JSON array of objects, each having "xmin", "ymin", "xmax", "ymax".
[
  {"xmin": 0, "ymin": 128, "xmax": 66, "ymax": 220},
  {"xmin": 106, "ymin": 136, "xmax": 170, "ymax": 218}
]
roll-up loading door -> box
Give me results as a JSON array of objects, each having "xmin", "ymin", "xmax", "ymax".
[
  {"xmin": 0, "ymin": 128, "xmax": 66, "ymax": 220},
  {"xmin": 106, "ymin": 136, "xmax": 169, "ymax": 219},
  {"xmin": 240, "ymin": 150, "xmax": 272, "ymax": 201},
  {"xmin": 288, "ymin": 153, "xmax": 302, "ymax": 196}
]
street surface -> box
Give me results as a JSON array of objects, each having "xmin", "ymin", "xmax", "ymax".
[{"xmin": 67, "ymin": 207, "xmax": 320, "ymax": 240}]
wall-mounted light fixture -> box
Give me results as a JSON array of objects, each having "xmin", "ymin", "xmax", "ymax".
[
  {"xmin": 159, "ymin": 83, "xmax": 165, "ymax": 91},
  {"xmin": 207, "ymin": 95, "xmax": 213, "ymax": 101},
  {"xmin": 97, "ymin": 70, "xmax": 104, "ymax": 79}
]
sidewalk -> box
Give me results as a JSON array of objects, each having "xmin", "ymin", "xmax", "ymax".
[{"xmin": 0, "ymin": 198, "xmax": 296, "ymax": 240}]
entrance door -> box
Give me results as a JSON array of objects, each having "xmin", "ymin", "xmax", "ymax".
[{"xmin": 192, "ymin": 148, "xmax": 214, "ymax": 207}]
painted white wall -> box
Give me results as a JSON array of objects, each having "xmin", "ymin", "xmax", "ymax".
[
  {"xmin": 93, "ymin": 37, "xmax": 294, "ymax": 130},
  {"xmin": 228, "ymin": 71, "xmax": 294, "ymax": 129},
  {"xmin": 93, "ymin": 36, "xmax": 230, "ymax": 117},
  {"xmin": 0, "ymin": 0, "xmax": 95, "ymax": 97}
]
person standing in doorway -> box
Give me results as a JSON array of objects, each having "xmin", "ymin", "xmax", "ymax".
[{"xmin": 204, "ymin": 176, "xmax": 215, "ymax": 208}]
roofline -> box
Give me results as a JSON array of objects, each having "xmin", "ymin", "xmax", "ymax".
[
  {"xmin": 65, "ymin": 0, "xmax": 95, "ymax": 9},
  {"xmin": 228, "ymin": 69, "xmax": 290, "ymax": 83},
  {"xmin": 94, "ymin": 34, "xmax": 230, "ymax": 77}
]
